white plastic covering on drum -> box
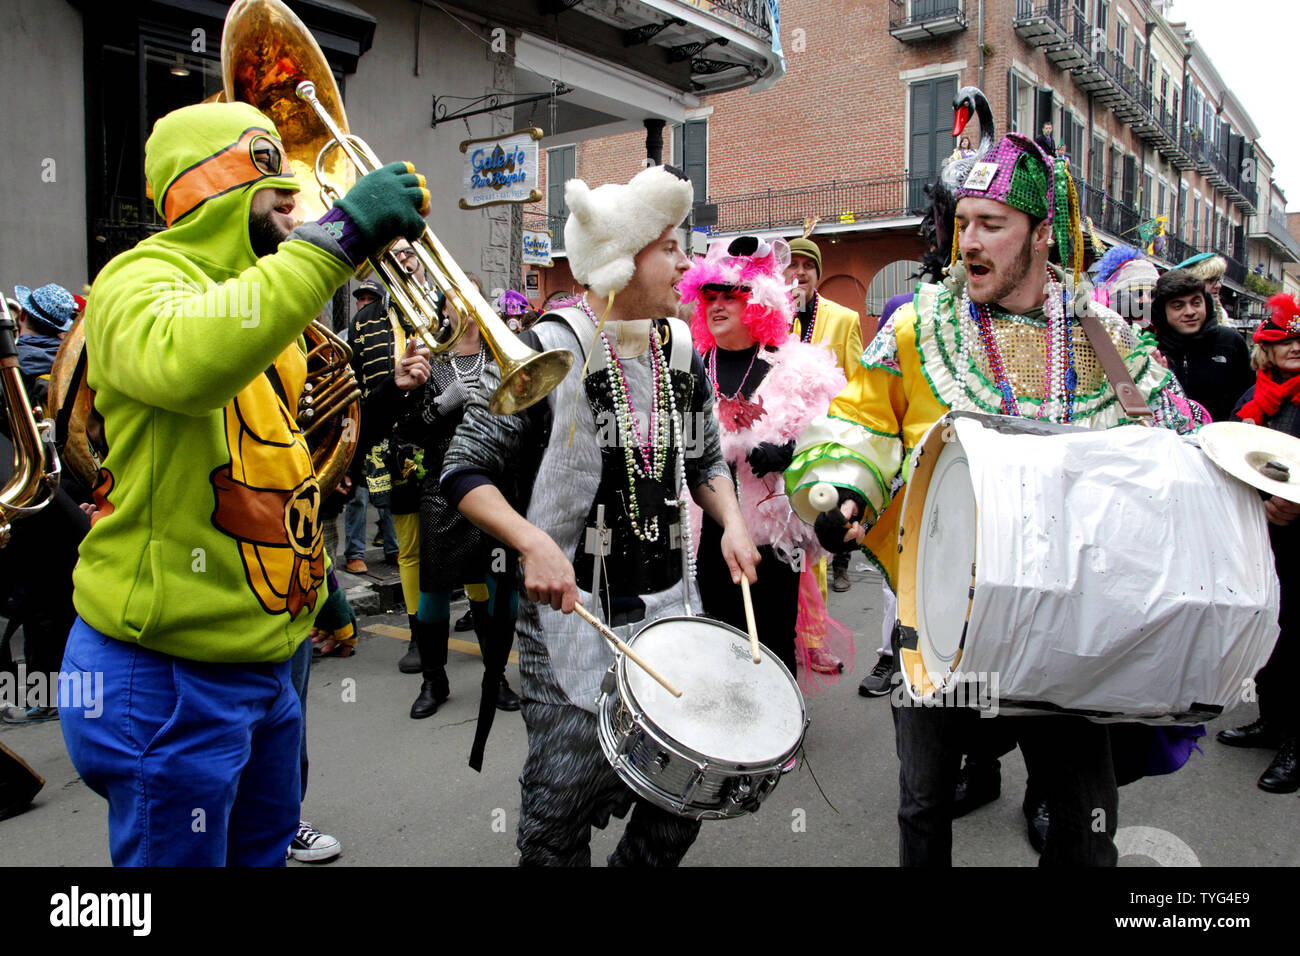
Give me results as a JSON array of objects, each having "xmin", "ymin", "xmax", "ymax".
[{"xmin": 927, "ymin": 416, "xmax": 1280, "ymax": 720}]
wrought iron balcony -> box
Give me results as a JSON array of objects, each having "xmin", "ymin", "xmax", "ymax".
[
  {"xmin": 1075, "ymin": 176, "xmax": 1247, "ymax": 282},
  {"xmin": 889, "ymin": 0, "xmax": 968, "ymax": 42},
  {"xmin": 706, "ymin": 174, "xmax": 932, "ymax": 236},
  {"xmin": 480, "ymin": 1, "xmax": 782, "ymax": 97},
  {"xmin": 1249, "ymin": 211, "xmax": 1300, "ymax": 263},
  {"xmin": 1013, "ymin": 1, "xmax": 1091, "ymax": 71}
]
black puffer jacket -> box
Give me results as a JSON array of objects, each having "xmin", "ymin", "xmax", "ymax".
[{"xmin": 1154, "ymin": 308, "xmax": 1253, "ymax": 423}]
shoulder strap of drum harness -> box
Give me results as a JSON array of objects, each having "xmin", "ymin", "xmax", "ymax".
[{"xmin": 511, "ymin": 306, "xmax": 693, "ymax": 516}]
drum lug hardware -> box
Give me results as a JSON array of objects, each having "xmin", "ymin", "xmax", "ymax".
[
  {"xmin": 654, "ymin": 751, "xmax": 671, "ymax": 770},
  {"xmin": 681, "ymin": 761, "xmax": 708, "ymax": 805}
]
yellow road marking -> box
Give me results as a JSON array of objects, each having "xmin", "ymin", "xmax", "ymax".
[{"xmin": 363, "ymin": 622, "xmax": 519, "ymax": 664}]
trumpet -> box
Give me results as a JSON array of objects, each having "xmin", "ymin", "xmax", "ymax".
[
  {"xmin": 0, "ymin": 296, "xmax": 60, "ymax": 546},
  {"xmin": 223, "ymin": 0, "xmax": 573, "ymax": 415}
]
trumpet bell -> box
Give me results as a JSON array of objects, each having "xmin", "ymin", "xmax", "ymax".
[
  {"xmin": 221, "ymin": 0, "xmax": 354, "ymax": 223},
  {"xmin": 493, "ymin": 347, "xmax": 574, "ymax": 416}
]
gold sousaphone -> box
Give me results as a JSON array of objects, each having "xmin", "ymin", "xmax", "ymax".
[
  {"xmin": 0, "ymin": 296, "xmax": 60, "ymax": 546},
  {"xmin": 222, "ymin": 0, "xmax": 573, "ymax": 415}
]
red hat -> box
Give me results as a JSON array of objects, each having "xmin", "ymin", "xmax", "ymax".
[{"xmin": 1255, "ymin": 294, "xmax": 1300, "ymax": 343}]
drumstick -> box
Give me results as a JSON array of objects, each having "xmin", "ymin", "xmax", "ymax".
[
  {"xmin": 572, "ymin": 602, "xmax": 683, "ymax": 698},
  {"xmin": 739, "ymin": 575, "xmax": 761, "ymax": 664}
]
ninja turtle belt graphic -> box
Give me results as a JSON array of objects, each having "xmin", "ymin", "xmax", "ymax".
[{"xmin": 211, "ymin": 356, "xmax": 324, "ymax": 619}]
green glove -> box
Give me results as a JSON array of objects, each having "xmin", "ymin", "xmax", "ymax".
[{"xmin": 321, "ymin": 161, "xmax": 429, "ymax": 265}]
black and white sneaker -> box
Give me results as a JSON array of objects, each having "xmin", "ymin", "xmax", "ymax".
[
  {"xmin": 288, "ymin": 821, "xmax": 341, "ymax": 863},
  {"xmin": 857, "ymin": 654, "xmax": 895, "ymax": 698}
]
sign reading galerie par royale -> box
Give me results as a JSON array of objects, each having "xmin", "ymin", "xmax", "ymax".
[
  {"xmin": 522, "ymin": 228, "xmax": 553, "ymax": 267},
  {"xmin": 459, "ymin": 127, "xmax": 544, "ymax": 209}
]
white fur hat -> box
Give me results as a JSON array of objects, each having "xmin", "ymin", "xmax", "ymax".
[{"xmin": 563, "ymin": 166, "xmax": 694, "ymax": 297}]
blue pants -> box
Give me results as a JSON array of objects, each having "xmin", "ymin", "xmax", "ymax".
[
  {"xmin": 60, "ymin": 618, "xmax": 302, "ymax": 866},
  {"xmin": 343, "ymin": 483, "xmax": 396, "ymax": 560}
]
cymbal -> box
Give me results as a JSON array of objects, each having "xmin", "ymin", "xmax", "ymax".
[{"xmin": 1198, "ymin": 421, "xmax": 1300, "ymax": 504}]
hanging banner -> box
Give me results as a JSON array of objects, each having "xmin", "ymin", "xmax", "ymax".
[
  {"xmin": 459, "ymin": 127, "xmax": 544, "ymax": 209},
  {"xmin": 522, "ymin": 227, "xmax": 553, "ymax": 267}
]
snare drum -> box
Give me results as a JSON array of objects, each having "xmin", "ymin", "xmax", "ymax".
[
  {"xmin": 596, "ymin": 615, "xmax": 807, "ymax": 820},
  {"xmin": 896, "ymin": 411, "xmax": 1280, "ymax": 723}
]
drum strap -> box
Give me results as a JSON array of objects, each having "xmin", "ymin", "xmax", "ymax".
[{"xmin": 1077, "ymin": 309, "xmax": 1154, "ymax": 420}]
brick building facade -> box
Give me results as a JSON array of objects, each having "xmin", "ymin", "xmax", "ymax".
[{"xmin": 526, "ymin": 0, "xmax": 1295, "ymax": 331}]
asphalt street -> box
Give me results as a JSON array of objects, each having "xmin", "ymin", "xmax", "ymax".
[{"xmin": 1, "ymin": 559, "xmax": 1296, "ymax": 869}]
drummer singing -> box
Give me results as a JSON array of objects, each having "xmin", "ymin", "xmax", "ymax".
[
  {"xmin": 442, "ymin": 166, "xmax": 759, "ymax": 866},
  {"xmin": 785, "ymin": 130, "xmax": 1198, "ymax": 866}
]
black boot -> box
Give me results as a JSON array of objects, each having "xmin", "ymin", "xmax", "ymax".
[
  {"xmin": 1258, "ymin": 738, "xmax": 1299, "ymax": 793},
  {"xmin": 398, "ymin": 614, "xmax": 422, "ymax": 674},
  {"xmin": 409, "ymin": 618, "xmax": 449, "ymax": 719},
  {"xmin": 497, "ymin": 677, "xmax": 521, "ymax": 712},
  {"xmin": 1216, "ymin": 717, "xmax": 1281, "ymax": 749},
  {"xmin": 471, "ymin": 601, "xmax": 520, "ymax": 713},
  {"xmin": 952, "ymin": 757, "xmax": 1001, "ymax": 818}
]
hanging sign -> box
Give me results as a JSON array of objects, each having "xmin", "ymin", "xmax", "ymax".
[
  {"xmin": 522, "ymin": 227, "xmax": 553, "ymax": 267},
  {"xmin": 459, "ymin": 127, "xmax": 544, "ymax": 209}
]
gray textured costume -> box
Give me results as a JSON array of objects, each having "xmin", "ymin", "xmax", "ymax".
[{"xmin": 443, "ymin": 311, "xmax": 729, "ymax": 865}]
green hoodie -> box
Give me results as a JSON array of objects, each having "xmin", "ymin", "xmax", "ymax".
[{"xmin": 73, "ymin": 102, "xmax": 354, "ymax": 662}]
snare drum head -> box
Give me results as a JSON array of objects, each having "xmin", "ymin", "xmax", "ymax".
[
  {"xmin": 623, "ymin": 617, "xmax": 805, "ymax": 766},
  {"xmin": 916, "ymin": 438, "xmax": 977, "ymax": 677}
]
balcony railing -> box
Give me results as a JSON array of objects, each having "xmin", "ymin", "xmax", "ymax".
[
  {"xmin": 681, "ymin": 0, "xmax": 773, "ymax": 42},
  {"xmin": 706, "ymin": 174, "xmax": 931, "ymax": 235},
  {"xmin": 1075, "ymin": 176, "xmax": 1246, "ymax": 283},
  {"xmin": 889, "ymin": 0, "xmax": 967, "ymax": 40},
  {"xmin": 1249, "ymin": 210, "xmax": 1300, "ymax": 262}
]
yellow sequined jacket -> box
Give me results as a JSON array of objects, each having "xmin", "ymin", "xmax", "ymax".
[{"xmin": 784, "ymin": 274, "xmax": 1195, "ymax": 586}]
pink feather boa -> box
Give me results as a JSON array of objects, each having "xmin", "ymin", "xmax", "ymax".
[{"xmin": 690, "ymin": 337, "xmax": 846, "ymax": 569}]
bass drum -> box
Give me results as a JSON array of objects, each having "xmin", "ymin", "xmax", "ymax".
[
  {"xmin": 596, "ymin": 615, "xmax": 807, "ymax": 821},
  {"xmin": 47, "ymin": 317, "xmax": 359, "ymax": 492},
  {"xmin": 895, "ymin": 411, "xmax": 1280, "ymax": 724}
]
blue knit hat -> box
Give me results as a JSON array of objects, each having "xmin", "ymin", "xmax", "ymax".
[{"xmin": 14, "ymin": 283, "xmax": 77, "ymax": 335}]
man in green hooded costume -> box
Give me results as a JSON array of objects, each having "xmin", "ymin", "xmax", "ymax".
[{"xmin": 57, "ymin": 101, "xmax": 430, "ymax": 866}]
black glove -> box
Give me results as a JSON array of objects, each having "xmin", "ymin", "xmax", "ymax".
[
  {"xmin": 746, "ymin": 439, "xmax": 795, "ymax": 478},
  {"xmin": 813, "ymin": 488, "xmax": 868, "ymax": 554}
]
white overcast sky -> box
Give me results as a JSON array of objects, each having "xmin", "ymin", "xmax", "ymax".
[{"xmin": 1166, "ymin": 0, "xmax": 1299, "ymax": 208}]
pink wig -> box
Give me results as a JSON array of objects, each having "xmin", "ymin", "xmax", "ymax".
[{"xmin": 681, "ymin": 236, "xmax": 796, "ymax": 351}]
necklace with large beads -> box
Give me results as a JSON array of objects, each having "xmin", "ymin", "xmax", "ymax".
[
  {"xmin": 957, "ymin": 270, "xmax": 1077, "ymax": 422},
  {"xmin": 580, "ymin": 299, "xmax": 677, "ymax": 542}
]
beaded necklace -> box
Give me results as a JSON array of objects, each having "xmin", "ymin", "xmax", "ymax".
[
  {"xmin": 449, "ymin": 345, "xmax": 485, "ymax": 384},
  {"xmin": 956, "ymin": 269, "xmax": 1077, "ymax": 423},
  {"xmin": 707, "ymin": 344, "xmax": 760, "ymax": 400},
  {"xmin": 579, "ymin": 296, "xmax": 678, "ymax": 542},
  {"xmin": 706, "ymin": 345, "xmax": 767, "ymax": 431},
  {"xmin": 799, "ymin": 291, "xmax": 819, "ymax": 343}
]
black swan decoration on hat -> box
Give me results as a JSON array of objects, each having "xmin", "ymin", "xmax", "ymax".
[{"xmin": 918, "ymin": 86, "xmax": 994, "ymax": 283}]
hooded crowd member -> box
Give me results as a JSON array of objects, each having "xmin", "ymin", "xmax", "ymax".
[
  {"xmin": 786, "ymin": 132, "xmax": 1198, "ymax": 866},
  {"xmin": 57, "ymin": 100, "xmax": 430, "ymax": 866},
  {"xmin": 784, "ymin": 237, "xmax": 863, "ymax": 593},
  {"xmin": 1221, "ymin": 293, "xmax": 1300, "ymax": 793},
  {"xmin": 681, "ymin": 235, "xmax": 851, "ymax": 687},
  {"xmin": 12, "ymin": 283, "xmax": 77, "ymax": 408},
  {"xmin": 442, "ymin": 165, "xmax": 759, "ymax": 866},
  {"xmin": 1152, "ymin": 268, "xmax": 1253, "ymax": 423}
]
